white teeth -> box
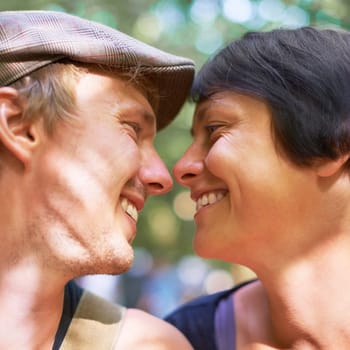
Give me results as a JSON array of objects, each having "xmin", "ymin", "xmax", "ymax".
[
  {"xmin": 196, "ymin": 191, "xmax": 226, "ymax": 211},
  {"xmin": 121, "ymin": 198, "xmax": 128, "ymax": 210},
  {"xmin": 208, "ymin": 192, "xmax": 216, "ymax": 204},
  {"xmin": 201, "ymin": 195, "xmax": 208, "ymax": 206},
  {"xmin": 217, "ymin": 192, "xmax": 224, "ymax": 200},
  {"xmin": 121, "ymin": 197, "xmax": 138, "ymax": 222}
]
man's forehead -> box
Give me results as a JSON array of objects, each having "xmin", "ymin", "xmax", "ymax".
[
  {"xmin": 75, "ymin": 72, "xmax": 156, "ymax": 125},
  {"xmin": 79, "ymin": 67, "xmax": 158, "ymax": 124}
]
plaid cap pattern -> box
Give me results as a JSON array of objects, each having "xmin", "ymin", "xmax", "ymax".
[{"xmin": 0, "ymin": 10, "xmax": 195, "ymax": 129}]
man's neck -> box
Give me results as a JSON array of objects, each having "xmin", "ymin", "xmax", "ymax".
[{"xmin": 0, "ymin": 259, "xmax": 66, "ymax": 350}]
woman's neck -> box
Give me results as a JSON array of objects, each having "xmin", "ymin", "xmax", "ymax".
[{"xmin": 256, "ymin": 236, "xmax": 350, "ymax": 349}]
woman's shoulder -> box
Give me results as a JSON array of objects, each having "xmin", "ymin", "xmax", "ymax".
[
  {"xmin": 164, "ymin": 279, "xmax": 258, "ymax": 350},
  {"xmin": 166, "ymin": 279, "xmax": 257, "ymax": 318}
]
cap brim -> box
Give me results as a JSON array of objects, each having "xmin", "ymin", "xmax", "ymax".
[{"xmin": 0, "ymin": 10, "xmax": 195, "ymax": 129}]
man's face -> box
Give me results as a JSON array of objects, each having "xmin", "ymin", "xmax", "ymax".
[{"xmin": 27, "ymin": 71, "xmax": 173, "ymax": 278}]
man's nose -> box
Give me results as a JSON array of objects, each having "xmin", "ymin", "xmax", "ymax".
[{"xmin": 140, "ymin": 147, "xmax": 173, "ymax": 195}]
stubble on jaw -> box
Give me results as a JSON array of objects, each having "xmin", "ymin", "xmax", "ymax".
[{"xmin": 27, "ymin": 212, "xmax": 135, "ymax": 280}]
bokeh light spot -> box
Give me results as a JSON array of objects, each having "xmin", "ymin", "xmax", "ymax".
[
  {"xmin": 204, "ymin": 269, "xmax": 234, "ymax": 294},
  {"xmin": 148, "ymin": 205, "xmax": 178, "ymax": 245},
  {"xmin": 173, "ymin": 191, "xmax": 196, "ymax": 221},
  {"xmin": 190, "ymin": 0, "xmax": 220, "ymax": 24},
  {"xmin": 223, "ymin": 0, "xmax": 253, "ymax": 23},
  {"xmin": 282, "ymin": 5, "xmax": 310, "ymax": 27},
  {"xmin": 195, "ymin": 27, "xmax": 223, "ymax": 54},
  {"xmin": 258, "ymin": 0, "xmax": 285, "ymax": 21},
  {"xmin": 134, "ymin": 13, "xmax": 163, "ymax": 42}
]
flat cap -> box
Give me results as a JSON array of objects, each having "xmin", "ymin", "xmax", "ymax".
[{"xmin": 0, "ymin": 10, "xmax": 195, "ymax": 129}]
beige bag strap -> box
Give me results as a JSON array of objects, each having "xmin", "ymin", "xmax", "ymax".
[{"xmin": 60, "ymin": 291, "xmax": 126, "ymax": 350}]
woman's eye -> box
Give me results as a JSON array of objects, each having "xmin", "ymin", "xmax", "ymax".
[{"xmin": 205, "ymin": 124, "xmax": 221, "ymax": 135}]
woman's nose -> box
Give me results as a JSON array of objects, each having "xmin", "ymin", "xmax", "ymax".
[
  {"xmin": 173, "ymin": 144, "xmax": 204, "ymax": 187},
  {"xmin": 140, "ymin": 147, "xmax": 173, "ymax": 196}
]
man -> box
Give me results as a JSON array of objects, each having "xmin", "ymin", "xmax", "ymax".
[{"xmin": 0, "ymin": 10, "xmax": 194, "ymax": 349}]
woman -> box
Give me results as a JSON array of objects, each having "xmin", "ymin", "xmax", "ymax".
[{"xmin": 166, "ymin": 27, "xmax": 350, "ymax": 350}]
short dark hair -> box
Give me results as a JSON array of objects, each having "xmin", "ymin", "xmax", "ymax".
[{"xmin": 192, "ymin": 27, "xmax": 350, "ymax": 167}]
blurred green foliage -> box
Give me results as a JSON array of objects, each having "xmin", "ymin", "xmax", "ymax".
[{"xmin": 2, "ymin": 0, "xmax": 350, "ymax": 267}]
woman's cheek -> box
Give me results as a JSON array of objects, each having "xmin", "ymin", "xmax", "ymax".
[{"xmin": 206, "ymin": 139, "xmax": 235, "ymax": 178}]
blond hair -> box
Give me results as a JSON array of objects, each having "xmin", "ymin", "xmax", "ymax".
[{"xmin": 10, "ymin": 61, "xmax": 159, "ymax": 133}]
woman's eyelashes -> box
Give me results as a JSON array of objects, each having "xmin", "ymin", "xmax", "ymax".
[
  {"xmin": 204, "ymin": 123, "xmax": 225, "ymax": 141},
  {"xmin": 205, "ymin": 124, "xmax": 220, "ymax": 135}
]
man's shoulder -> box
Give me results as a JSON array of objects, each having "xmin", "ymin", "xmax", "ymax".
[
  {"xmin": 77, "ymin": 289, "xmax": 125, "ymax": 321},
  {"xmin": 63, "ymin": 283, "xmax": 193, "ymax": 349},
  {"xmin": 59, "ymin": 284, "xmax": 126, "ymax": 350},
  {"xmin": 117, "ymin": 308, "xmax": 194, "ymax": 349}
]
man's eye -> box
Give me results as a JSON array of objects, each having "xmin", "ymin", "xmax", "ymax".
[
  {"xmin": 123, "ymin": 122, "xmax": 141, "ymax": 139},
  {"xmin": 129, "ymin": 123, "xmax": 141, "ymax": 134},
  {"xmin": 126, "ymin": 122, "xmax": 141, "ymax": 135}
]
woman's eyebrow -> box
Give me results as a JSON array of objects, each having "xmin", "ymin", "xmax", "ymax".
[{"xmin": 190, "ymin": 107, "xmax": 208, "ymax": 137}]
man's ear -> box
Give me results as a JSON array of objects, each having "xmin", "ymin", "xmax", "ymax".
[
  {"xmin": 0, "ymin": 87, "xmax": 40, "ymax": 168},
  {"xmin": 315, "ymin": 154, "xmax": 350, "ymax": 177}
]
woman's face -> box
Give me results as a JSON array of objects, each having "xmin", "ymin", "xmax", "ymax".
[{"xmin": 174, "ymin": 91, "xmax": 320, "ymax": 265}]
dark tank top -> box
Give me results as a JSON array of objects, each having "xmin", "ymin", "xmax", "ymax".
[
  {"xmin": 165, "ymin": 279, "xmax": 256, "ymax": 350},
  {"xmin": 52, "ymin": 281, "xmax": 83, "ymax": 350}
]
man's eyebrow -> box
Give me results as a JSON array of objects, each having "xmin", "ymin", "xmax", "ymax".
[
  {"xmin": 142, "ymin": 109, "xmax": 156, "ymax": 125},
  {"xmin": 112, "ymin": 103, "xmax": 156, "ymax": 125}
]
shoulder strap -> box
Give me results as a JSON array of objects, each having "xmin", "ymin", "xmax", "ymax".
[
  {"xmin": 60, "ymin": 290, "xmax": 126, "ymax": 350},
  {"xmin": 165, "ymin": 289, "xmax": 232, "ymax": 350},
  {"xmin": 214, "ymin": 294, "xmax": 236, "ymax": 350},
  {"xmin": 165, "ymin": 279, "xmax": 257, "ymax": 350}
]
